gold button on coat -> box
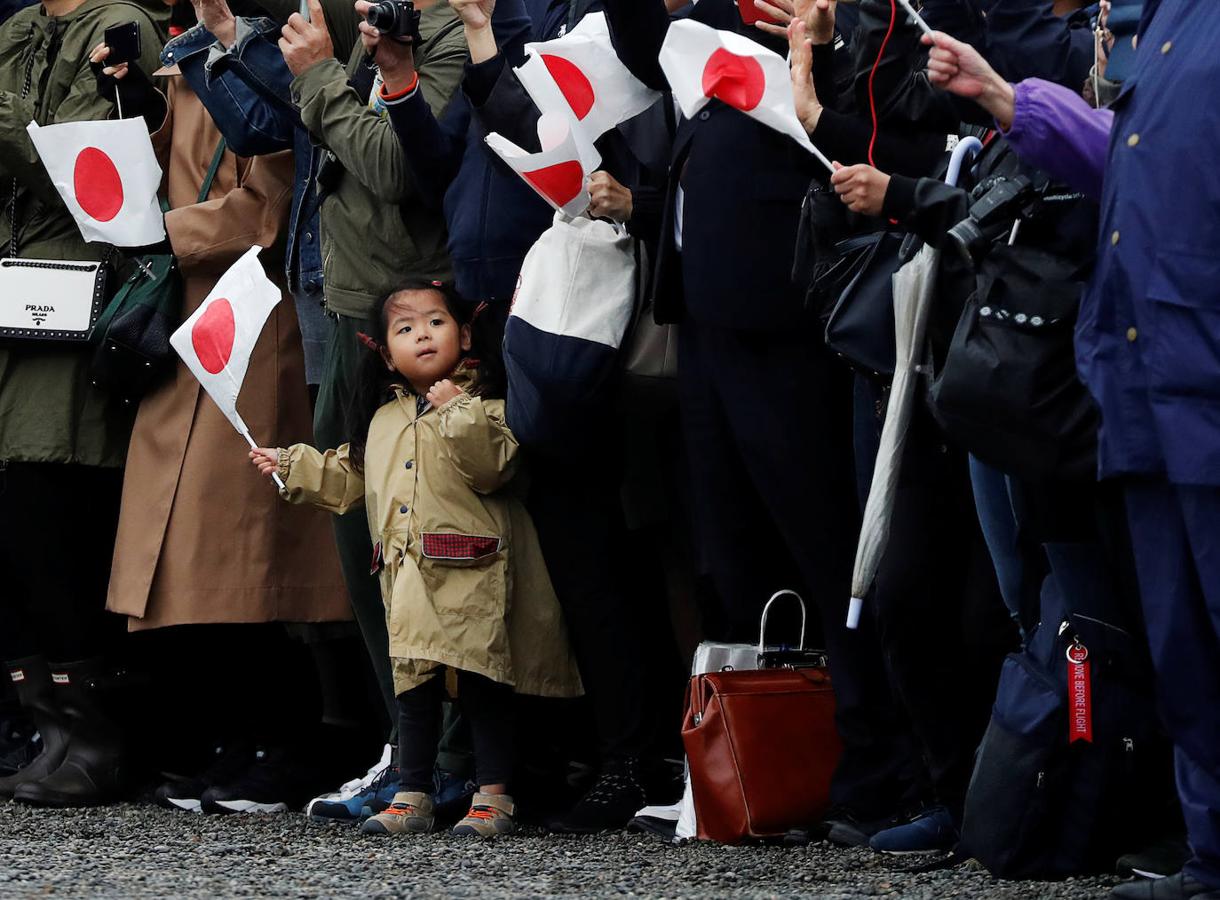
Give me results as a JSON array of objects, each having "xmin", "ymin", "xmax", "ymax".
[
  {"xmin": 1127, "ymin": 327, "xmax": 1138, "ymax": 342},
  {"xmin": 1127, "ymin": 133, "xmax": 1140, "ymax": 147},
  {"xmin": 1162, "ymin": 40, "xmax": 1173, "ymax": 53},
  {"xmin": 1111, "ymin": 230, "xmax": 1121, "ymax": 245}
]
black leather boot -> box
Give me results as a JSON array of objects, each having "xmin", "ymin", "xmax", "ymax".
[
  {"xmin": 13, "ymin": 658, "xmax": 124, "ymax": 807},
  {"xmin": 0, "ymin": 657, "xmax": 70, "ymax": 799}
]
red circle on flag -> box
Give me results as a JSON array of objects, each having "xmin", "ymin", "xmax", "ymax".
[
  {"xmin": 191, "ymin": 298, "xmax": 236, "ymax": 375},
  {"xmin": 701, "ymin": 48, "xmax": 766, "ymax": 112},
  {"xmin": 73, "ymin": 147, "xmax": 125, "ymax": 223},
  {"xmin": 523, "ymin": 160, "xmax": 585, "ymax": 208},
  {"xmin": 542, "ymin": 54, "xmax": 596, "ymax": 121}
]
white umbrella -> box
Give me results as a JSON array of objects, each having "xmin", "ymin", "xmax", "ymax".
[{"xmin": 846, "ymin": 137, "xmax": 983, "ymax": 629}]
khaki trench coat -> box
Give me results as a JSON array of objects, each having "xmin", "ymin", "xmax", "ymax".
[
  {"xmin": 106, "ymin": 74, "xmax": 348, "ymax": 629},
  {"xmin": 278, "ymin": 367, "xmax": 583, "ymax": 698}
]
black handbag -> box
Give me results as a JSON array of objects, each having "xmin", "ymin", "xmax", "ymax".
[
  {"xmin": 822, "ymin": 230, "xmax": 915, "ymax": 382},
  {"xmin": 88, "ymin": 138, "xmax": 226, "ymax": 403},
  {"xmin": 927, "ymin": 243, "xmax": 1099, "ymax": 481}
]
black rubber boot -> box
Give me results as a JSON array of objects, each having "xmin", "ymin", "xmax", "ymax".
[
  {"xmin": 0, "ymin": 657, "xmax": 70, "ymax": 799},
  {"xmin": 13, "ymin": 659, "xmax": 124, "ymax": 807}
]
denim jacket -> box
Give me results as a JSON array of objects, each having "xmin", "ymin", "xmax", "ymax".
[{"xmin": 163, "ymin": 18, "xmax": 324, "ymax": 295}]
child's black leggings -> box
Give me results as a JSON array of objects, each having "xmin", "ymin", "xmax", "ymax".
[{"xmin": 397, "ymin": 670, "xmax": 514, "ymax": 792}]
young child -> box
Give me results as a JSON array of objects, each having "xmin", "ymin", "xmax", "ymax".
[{"xmin": 250, "ymin": 281, "xmax": 583, "ymax": 838}]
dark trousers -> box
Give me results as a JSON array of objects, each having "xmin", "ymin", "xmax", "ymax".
[
  {"xmin": 861, "ymin": 396, "xmax": 1014, "ymax": 821},
  {"xmin": 677, "ymin": 319, "xmax": 920, "ymax": 817},
  {"xmin": 528, "ymin": 453, "xmax": 648, "ymax": 762},
  {"xmin": 397, "ymin": 671, "xmax": 514, "ymax": 792},
  {"xmin": 314, "ymin": 314, "xmax": 400, "ymax": 743},
  {"xmin": 1124, "ymin": 480, "xmax": 1220, "ymax": 889},
  {"xmin": 0, "ymin": 461, "xmax": 122, "ymax": 662}
]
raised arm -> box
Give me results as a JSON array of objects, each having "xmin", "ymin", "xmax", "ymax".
[
  {"xmin": 924, "ymin": 31, "xmax": 1112, "ymax": 200},
  {"xmin": 436, "ymin": 394, "xmax": 520, "ymax": 495}
]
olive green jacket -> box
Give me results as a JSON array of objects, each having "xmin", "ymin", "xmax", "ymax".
[
  {"xmin": 278, "ymin": 368, "xmax": 584, "ymax": 699},
  {"xmin": 0, "ymin": 0, "xmax": 164, "ymax": 467},
  {"xmin": 283, "ymin": 1, "xmax": 466, "ymax": 319}
]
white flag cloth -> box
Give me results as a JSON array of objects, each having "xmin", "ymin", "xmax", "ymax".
[
  {"xmin": 170, "ymin": 246, "xmax": 280, "ymax": 449},
  {"xmin": 485, "ymin": 112, "xmax": 601, "ymax": 218},
  {"xmin": 26, "ymin": 118, "xmax": 165, "ymax": 246},
  {"xmin": 658, "ymin": 19, "xmax": 832, "ymax": 172},
  {"xmin": 517, "ymin": 12, "xmax": 661, "ymax": 141}
]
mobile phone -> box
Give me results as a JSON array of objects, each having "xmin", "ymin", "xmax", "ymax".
[
  {"xmin": 737, "ymin": 0, "xmax": 783, "ymax": 26},
  {"xmin": 300, "ymin": 0, "xmax": 311, "ymax": 22},
  {"xmin": 103, "ymin": 21, "xmax": 142, "ymax": 66}
]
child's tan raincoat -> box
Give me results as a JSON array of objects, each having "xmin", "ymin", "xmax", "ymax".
[{"xmin": 278, "ymin": 368, "xmax": 583, "ymax": 698}]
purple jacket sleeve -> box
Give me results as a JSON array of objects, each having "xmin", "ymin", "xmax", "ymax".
[{"xmin": 1002, "ymin": 77, "xmax": 1114, "ymax": 201}]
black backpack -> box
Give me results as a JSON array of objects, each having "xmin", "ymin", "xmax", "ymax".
[{"xmin": 959, "ymin": 544, "xmax": 1171, "ymax": 878}]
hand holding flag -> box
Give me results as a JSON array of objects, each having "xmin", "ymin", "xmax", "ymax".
[{"xmin": 170, "ymin": 246, "xmax": 285, "ymax": 488}]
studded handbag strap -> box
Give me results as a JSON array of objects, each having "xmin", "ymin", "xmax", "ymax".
[{"xmin": 9, "ymin": 38, "xmax": 37, "ymax": 260}]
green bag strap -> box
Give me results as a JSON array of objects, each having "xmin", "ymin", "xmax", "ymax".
[{"xmin": 197, "ymin": 138, "xmax": 227, "ymax": 205}]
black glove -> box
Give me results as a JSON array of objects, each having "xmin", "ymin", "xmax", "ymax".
[{"xmin": 91, "ymin": 57, "xmax": 167, "ymax": 132}]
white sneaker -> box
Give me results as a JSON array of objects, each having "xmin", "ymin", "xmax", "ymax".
[{"xmin": 304, "ymin": 743, "xmax": 393, "ymax": 815}]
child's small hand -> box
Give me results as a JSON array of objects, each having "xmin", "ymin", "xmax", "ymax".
[
  {"xmin": 249, "ymin": 447, "xmax": 281, "ymax": 478},
  {"xmin": 426, "ymin": 379, "xmax": 464, "ymax": 408}
]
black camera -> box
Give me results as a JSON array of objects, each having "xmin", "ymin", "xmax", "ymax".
[
  {"xmin": 947, "ymin": 174, "xmax": 1036, "ymax": 264},
  {"xmin": 365, "ymin": 0, "xmax": 421, "ymax": 41}
]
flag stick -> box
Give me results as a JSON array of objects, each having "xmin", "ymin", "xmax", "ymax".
[
  {"xmin": 896, "ymin": 0, "xmax": 934, "ymax": 37},
  {"xmin": 115, "ymin": 86, "xmax": 124, "ymax": 120}
]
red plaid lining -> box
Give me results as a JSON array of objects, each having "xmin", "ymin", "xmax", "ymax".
[{"xmin": 420, "ymin": 532, "xmax": 502, "ymax": 561}]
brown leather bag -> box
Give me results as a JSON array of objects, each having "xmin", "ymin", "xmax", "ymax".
[{"xmin": 681, "ymin": 593, "xmax": 843, "ymax": 843}]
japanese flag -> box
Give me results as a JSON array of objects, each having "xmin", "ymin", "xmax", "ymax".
[
  {"xmin": 26, "ymin": 118, "xmax": 165, "ymax": 246},
  {"xmin": 659, "ymin": 19, "xmax": 832, "ymax": 172},
  {"xmin": 486, "ymin": 112, "xmax": 602, "ymax": 218},
  {"xmin": 516, "ymin": 12, "xmax": 661, "ymax": 141},
  {"xmin": 170, "ymin": 246, "xmax": 280, "ymax": 453}
]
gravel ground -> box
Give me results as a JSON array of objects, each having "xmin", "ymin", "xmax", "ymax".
[{"xmin": 0, "ymin": 802, "xmax": 1120, "ymax": 899}]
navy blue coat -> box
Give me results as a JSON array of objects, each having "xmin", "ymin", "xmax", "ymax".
[{"xmin": 1076, "ymin": 0, "xmax": 1220, "ymax": 485}]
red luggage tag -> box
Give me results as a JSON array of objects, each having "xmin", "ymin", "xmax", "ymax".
[{"xmin": 1067, "ymin": 640, "xmax": 1092, "ymax": 743}]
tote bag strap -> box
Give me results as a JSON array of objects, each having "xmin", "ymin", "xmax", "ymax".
[{"xmin": 197, "ymin": 138, "xmax": 228, "ymax": 205}]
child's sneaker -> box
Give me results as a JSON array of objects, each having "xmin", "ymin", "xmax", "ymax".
[
  {"xmin": 452, "ymin": 793, "xmax": 517, "ymax": 839},
  {"xmin": 360, "ymin": 791, "xmax": 434, "ymax": 835}
]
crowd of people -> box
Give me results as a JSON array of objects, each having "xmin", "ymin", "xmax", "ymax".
[{"xmin": 0, "ymin": 0, "xmax": 1216, "ymax": 895}]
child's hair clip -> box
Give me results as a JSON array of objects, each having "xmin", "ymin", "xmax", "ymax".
[
  {"xmin": 356, "ymin": 332, "xmax": 381, "ymax": 352},
  {"xmin": 472, "ymin": 301, "xmax": 489, "ymax": 320}
]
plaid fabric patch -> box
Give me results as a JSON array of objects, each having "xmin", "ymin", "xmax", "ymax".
[{"xmin": 420, "ymin": 533, "xmax": 503, "ymax": 561}]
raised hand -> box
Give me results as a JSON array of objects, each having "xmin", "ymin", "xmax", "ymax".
[
  {"xmin": 426, "ymin": 379, "xmax": 464, "ymax": 408},
  {"xmin": 449, "ymin": 0, "xmax": 494, "ymax": 30},
  {"xmin": 922, "ymin": 31, "xmax": 1015, "ymax": 127},
  {"xmin": 279, "ymin": 0, "xmax": 335, "ymax": 77},
  {"xmin": 356, "ymin": 0, "xmax": 416, "ymax": 88},
  {"xmin": 191, "ymin": 0, "xmax": 237, "ymax": 48},
  {"xmin": 788, "ymin": 20, "xmax": 823, "ymax": 134},
  {"xmin": 752, "ymin": 0, "xmax": 835, "ymax": 42}
]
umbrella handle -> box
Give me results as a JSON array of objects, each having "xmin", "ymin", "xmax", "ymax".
[{"xmin": 945, "ymin": 136, "xmax": 984, "ymax": 188}]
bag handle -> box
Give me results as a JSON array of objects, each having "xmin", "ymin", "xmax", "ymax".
[
  {"xmin": 758, "ymin": 590, "xmax": 807, "ymax": 655},
  {"xmin": 197, "ymin": 138, "xmax": 227, "ymax": 205}
]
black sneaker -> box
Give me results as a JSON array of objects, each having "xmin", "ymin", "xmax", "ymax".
[
  {"xmin": 546, "ymin": 758, "xmax": 646, "ymax": 834},
  {"xmin": 155, "ymin": 741, "xmax": 256, "ymax": 813},
  {"xmin": 0, "ymin": 716, "xmax": 39, "ymax": 776},
  {"xmin": 201, "ymin": 746, "xmax": 329, "ymax": 815},
  {"xmin": 820, "ymin": 806, "xmax": 910, "ymax": 847},
  {"xmin": 1117, "ymin": 836, "xmax": 1193, "ymax": 880}
]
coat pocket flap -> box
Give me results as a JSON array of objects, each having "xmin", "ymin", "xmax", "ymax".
[
  {"xmin": 1147, "ymin": 248, "xmax": 1220, "ymax": 310},
  {"xmin": 420, "ymin": 532, "xmax": 503, "ymax": 562}
]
